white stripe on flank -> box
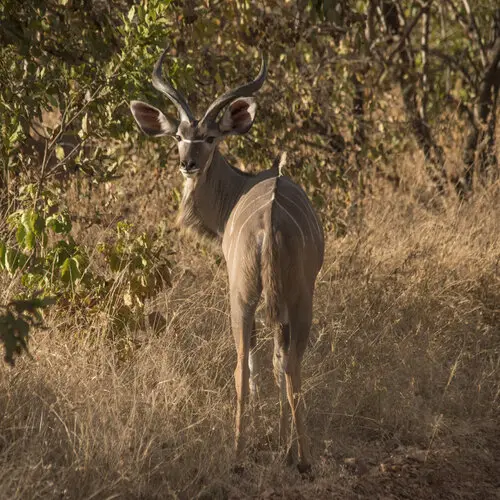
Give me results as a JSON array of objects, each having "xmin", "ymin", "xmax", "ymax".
[
  {"xmin": 278, "ymin": 192, "xmax": 322, "ymax": 242},
  {"xmin": 294, "ymin": 189, "xmax": 323, "ymax": 242},
  {"xmin": 229, "ymin": 199, "xmax": 273, "ymax": 278},
  {"xmin": 275, "ymin": 199, "xmax": 306, "ymax": 248},
  {"xmin": 230, "ymin": 178, "xmax": 275, "ymax": 231},
  {"xmin": 278, "ymin": 193, "xmax": 315, "ymax": 242},
  {"xmin": 230, "ymin": 191, "xmax": 272, "ymax": 235}
]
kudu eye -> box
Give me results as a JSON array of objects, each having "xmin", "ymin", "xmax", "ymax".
[
  {"xmin": 175, "ymin": 134, "xmax": 182, "ymax": 142},
  {"xmin": 206, "ymin": 136, "xmax": 215, "ymax": 144}
]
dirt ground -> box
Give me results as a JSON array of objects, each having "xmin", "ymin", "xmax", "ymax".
[{"xmin": 192, "ymin": 420, "xmax": 499, "ymax": 499}]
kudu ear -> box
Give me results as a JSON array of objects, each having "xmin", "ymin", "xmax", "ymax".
[
  {"xmin": 218, "ymin": 97, "xmax": 256, "ymax": 135},
  {"xmin": 130, "ymin": 100, "xmax": 178, "ymax": 137}
]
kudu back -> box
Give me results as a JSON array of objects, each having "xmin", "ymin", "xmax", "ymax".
[{"xmin": 130, "ymin": 49, "xmax": 324, "ymax": 472}]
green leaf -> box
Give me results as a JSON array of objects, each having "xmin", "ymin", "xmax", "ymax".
[
  {"xmin": 81, "ymin": 113, "xmax": 88, "ymax": 135},
  {"xmin": 0, "ymin": 241, "xmax": 6, "ymax": 269},
  {"xmin": 127, "ymin": 5, "xmax": 136, "ymax": 22},
  {"xmin": 46, "ymin": 213, "xmax": 72, "ymax": 234},
  {"xmin": 47, "ymin": 93, "xmax": 58, "ymax": 107},
  {"xmin": 7, "ymin": 211, "xmax": 22, "ymax": 228},
  {"xmin": 108, "ymin": 252, "xmax": 121, "ymax": 272},
  {"xmin": 60, "ymin": 256, "xmax": 81, "ymax": 284},
  {"xmin": 8, "ymin": 123, "xmax": 23, "ymax": 146},
  {"xmin": 16, "ymin": 224, "xmax": 27, "ymax": 247},
  {"xmin": 33, "ymin": 213, "xmax": 45, "ymax": 236},
  {"xmin": 21, "ymin": 210, "xmax": 35, "ymax": 232},
  {"xmin": 73, "ymin": 253, "xmax": 87, "ymax": 269},
  {"xmin": 4, "ymin": 248, "xmax": 26, "ymax": 274},
  {"xmin": 5, "ymin": 249, "xmax": 17, "ymax": 274},
  {"xmin": 55, "ymin": 145, "xmax": 65, "ymax": 161},
  {"xmin": 25, "ymin": 230, "xmax": 36, "ymax": 251}
]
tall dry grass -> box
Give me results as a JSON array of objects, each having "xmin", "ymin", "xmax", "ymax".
[{"xmin": 1, "ymin": 152, "xmax": 499, "ymax": 498}]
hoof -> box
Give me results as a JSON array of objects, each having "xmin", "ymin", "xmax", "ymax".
[
  {"xmin": 231, "ymin": 464, "xmax": 245, "ymax": 475},
  {"xmin": 297, "ymin": 461, "xmax": 314, "ymax": 479}
]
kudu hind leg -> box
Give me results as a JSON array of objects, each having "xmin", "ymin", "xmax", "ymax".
[
  {"xmin": 249, "ymin": 320, "xmax": 259, "ymax": 401},
  {"xmin": 230, "ymin": 293, "xmax": 258, "ymax": 459},
  {"xmin": 273, "ymin": 322, "xmax": 290, "ymax": 453},
  {"xmin": 285, "ymin": 302, "xmax": 313, "ymax": 472}
]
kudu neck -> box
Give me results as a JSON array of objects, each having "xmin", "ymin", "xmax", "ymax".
[{"xmin": 180, "ymin": 149, "xmax": 250, "ymax": 238}]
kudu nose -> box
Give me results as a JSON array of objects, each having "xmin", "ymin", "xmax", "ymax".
[{"xmin": 181, "ymin": 159, "xmax": 197, "ymax": 172}]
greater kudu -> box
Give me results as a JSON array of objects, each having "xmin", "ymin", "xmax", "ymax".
[{"xmin": 130, "ymin": 49, "xmax": 324, "ymax": 472}]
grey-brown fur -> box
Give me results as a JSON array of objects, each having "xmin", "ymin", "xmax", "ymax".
[{"xmin": 130, "ymin": 49, "xmax": 324, "ymax": 472}]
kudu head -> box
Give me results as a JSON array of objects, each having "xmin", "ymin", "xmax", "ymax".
[{"xmin": 130, "ymin": 49, "xmax": 268, "ymax": 178}]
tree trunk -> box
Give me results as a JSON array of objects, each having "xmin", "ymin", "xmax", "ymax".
[
  {"xmin": 460, "ymin": 37, "xmax": 500, "ymax": 194},
  {"xmin": 382, "ymin": 1, "xmax": 447, "ymax": 191}
]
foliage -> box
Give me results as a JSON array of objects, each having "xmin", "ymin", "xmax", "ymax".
[
  {"xmin": 0, "ymin": 185, "xmax": 89, "ymax": 295},
  {"xmin": 1, "ymin": 0, "xmax": 498, "ymax": 207},
  {"xmin": 1, "ymin": 185, "xmax": 171, "ymax": 338},
  {"xmin": 0, "ymin": 296, "xmax": 54, "ymax": 365},
  {"xmin": 0, "ymin": 0, "xmax": 180, "ymax": 200},
  {"xmin": 1, "ymin": 0, "xmax": 175, "ymax": 326},
  {"xmin": 98, "ymin": 221, "xmax": 171, "ymax": 332}
]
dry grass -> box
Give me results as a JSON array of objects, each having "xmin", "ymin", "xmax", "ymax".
[{"xmin": 1, "ymin": 151, "xmax": 499, "ymax": 499}]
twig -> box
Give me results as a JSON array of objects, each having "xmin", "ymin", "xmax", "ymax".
[
  {"xmin": 461, "ymin": 0, "xmax": 488, "ymax": 68},
  {"xmin": 445, "ymin": 0, "xmax": 487, "ymax": 69},
  {"xmin": 438, "ymin": 2, "xmax": 451, "ymax": 92},
  {"xmin": 428, "ymin": 49, "xmax": 476, "ymax": 87},
  {"xmin": 419, "ymin": 3, "xmax": 431, "ymax": 123},
  {"xmin": 386, "ymin": 1, "xmax": 432, "ymax": 64}
]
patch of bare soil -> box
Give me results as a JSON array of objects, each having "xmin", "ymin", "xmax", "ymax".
[
  {"xmin": 345, "ymin": 443, "xmax": 498, "ymax": 499},
  {"xmin": 242, "ymin": 424, "xmax": 500, "ymax": 500}
]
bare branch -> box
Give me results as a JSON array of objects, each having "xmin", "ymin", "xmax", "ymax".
[
  {"xmin": 461, "ymin": 0, "xmax": 488, "ymax": 68},
  {"xmin": 379, "ymin": 0, "xmax": 447, "ymax": 191},
  {"xmin": 420, "ymin": 3, "xmax": 431, "ymax": 123},
  {"xmin": 476, "ymin": 38, "xmax": 500, "ymax": 123},
  {"xmin": 445, "ymin": 0, "xmax": 487, "ymax": 69},
  {"xmin": 386, "ymin": 2, "xmax": 432, "ymax": 64},
  {"xmin": 365, "ymin": 0, "xmax": 376, "ymax": 43},
  {"xmin": 460, "ymin": 38, "xmax": 500, "ymax": 193},
  {"xmin": 438, "ymin": 3, "xmax": 451, "ymax": 91},
  {"xmin": 428, "ymin": 49, "xmax": 475, "ymax": 87}
]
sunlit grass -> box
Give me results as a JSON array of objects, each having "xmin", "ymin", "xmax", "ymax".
[{"xmin": 1, "ymin": 155, "xmax": 499, "ymax": 498}]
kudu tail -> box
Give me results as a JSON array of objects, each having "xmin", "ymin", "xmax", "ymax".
[
  {"xmin": 262, "ymin": 153, "xmax": 288, "ymax": 324},
  {"xmin": 262, "ymin": 223, "xmax": 283, "ymax": 324}
]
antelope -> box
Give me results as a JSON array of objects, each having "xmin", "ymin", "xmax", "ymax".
[{"xmin": 130, "ymin": 48, "xmax": 324, "ymax": 472}]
